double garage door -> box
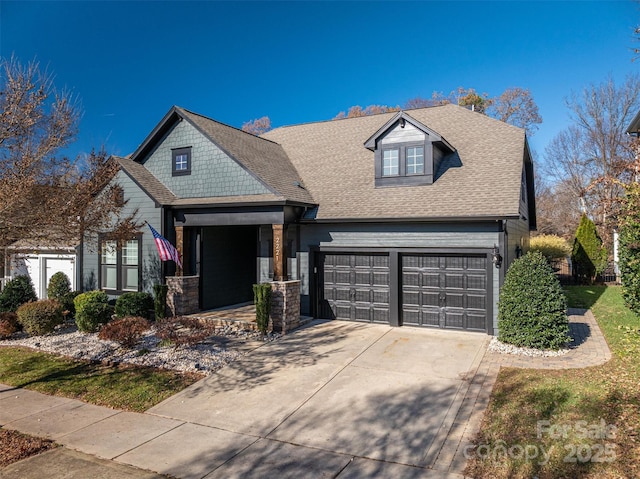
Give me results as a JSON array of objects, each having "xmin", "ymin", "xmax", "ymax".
[{"xmin": 321, "ymin": 253, "xmax": 489, "ymax": 332}]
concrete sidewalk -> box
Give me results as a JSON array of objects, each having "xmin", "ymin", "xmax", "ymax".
[{"xmin": 0, "ymin": 310, "xmax": 610, "ymax": 479}]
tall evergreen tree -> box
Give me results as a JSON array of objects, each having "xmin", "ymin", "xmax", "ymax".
[{"xmin": 571, "ymin": 214, "xmax": 608, "ymax": 284}]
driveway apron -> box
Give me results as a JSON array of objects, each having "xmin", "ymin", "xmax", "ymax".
[{"xmin": 147, "ymin": 320, "xmax": 487, "ymax": 474}]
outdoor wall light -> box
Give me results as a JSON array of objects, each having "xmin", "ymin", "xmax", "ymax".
[
  {"xmin": 492, "ymin": 245, "xmax": 503, "ymax": 268},
  {"xmin": 399, "ymin": 117, "xmax": 406, "ymax": 128},
  {"xmin": 515, "ymin": 245, "xmax": 523, "ymax": 258}
]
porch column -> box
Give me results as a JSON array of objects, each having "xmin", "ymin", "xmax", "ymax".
[
  {"xmin": 175, "ymin": 225, "xmax": 185, "ymax": 276},
  {"xmin": 272, "ymin": 224, "xmax": 288, "ymax": 281}
]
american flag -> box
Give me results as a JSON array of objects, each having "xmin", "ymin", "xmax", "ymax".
[{"xmin": 148, "ymin": 223, "xmax": 182, "ymax": 268}]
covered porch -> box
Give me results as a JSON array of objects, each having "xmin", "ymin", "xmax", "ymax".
[{"xmin": 164, "ymin": 202, "xmax": 308, "ymax": 332}]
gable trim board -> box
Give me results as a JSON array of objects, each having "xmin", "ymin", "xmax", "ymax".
[{"xmin": 83, "ymin": 103, "xmax": 535, "ymax": 335}]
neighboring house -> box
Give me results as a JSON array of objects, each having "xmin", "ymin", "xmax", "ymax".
[
  {"xmin": 5, "ymin": 240, "xmax": 78, "ymax": 298},
  {"xmin": 81, "ymin": 104, "xmax": 536, "ymax": 335}
]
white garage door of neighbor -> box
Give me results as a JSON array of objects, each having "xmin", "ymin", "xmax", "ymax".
[{"xmin": 43, "ymin": 257, "xmax": 75, "ymax": 299}]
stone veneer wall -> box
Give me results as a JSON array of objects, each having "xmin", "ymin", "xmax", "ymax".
[
  {"xmin": 166, "ymin": 275, "xmax": 200, "ymax": 316},
  {"xmin": 270, "ymin": 280, "xmax": 300, "ymax": 334}
]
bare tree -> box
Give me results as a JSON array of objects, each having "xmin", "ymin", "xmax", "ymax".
[
  {"xmin": 241, "ymin": 116, "xmax": 272, "ymax": 135},
  {"xmin": 0, "ymin": 57, "xmax": 139, "ymax": 250},
  {"xmin": 544, "ymin": 74, "xmax": 640, "ymax": 244},
  {"xmin": 334, "ymin": 104, "xmax": 400, "ymax": 119},
  {"xmin": 488, "ymin": 87, "xmax": 542, "ymax": 136}
]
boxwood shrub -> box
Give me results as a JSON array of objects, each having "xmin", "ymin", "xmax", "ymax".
[
  {"xmin": 47, "ymin": 272, "xmax": 71, "ymax": 300},
  {"xmin": 498, "ymin": 250, "xmax": 569, "ymax": 350},
  {"xmin": 74, "ymin": 290, "xmax": 113, "ymax": 333},
  {"xmin": 114, "ymin": 292, "xmax": 153, "ymax": 319},
  {"xmin": 16, "ymin": 299, "xmax": 64, "ymax": 336},
  {"xmin": 0, "ymin": 275, "xmax": 37, "ymax": 312}
]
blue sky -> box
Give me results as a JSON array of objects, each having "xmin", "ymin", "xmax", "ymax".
[{"xmin": 1, "ymin": 1, "xmax": 638, "ymax": 164}]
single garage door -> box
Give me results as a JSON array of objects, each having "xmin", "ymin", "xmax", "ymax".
[
  {"xmin": 402, "ymin": 254, "xmax": 488, "ymax": 332},
  {"xmin": 321, "ymin": 253, "xmax": 390, "ymax": 323}
]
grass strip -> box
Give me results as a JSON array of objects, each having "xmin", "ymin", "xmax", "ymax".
[
  {"xmin": 0, "ymin": 346, "xmax": 201, "ymax": 412},
  {"xmin": 465, "ymin": 286, "xmax": 640, "ymax": 479}
]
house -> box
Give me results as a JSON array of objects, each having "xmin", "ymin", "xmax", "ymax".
[
  {"xmin": 5, "ymin": 240, "xmax": 78, "ymax": 298},
  {"xmin": 80, "ymin": 104, "xmax": 536, "ymax": 335}
]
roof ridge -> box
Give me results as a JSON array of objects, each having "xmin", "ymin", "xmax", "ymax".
[{"xmin": 176, "ymin": 106, "xmax": 283, "ymax": 146}]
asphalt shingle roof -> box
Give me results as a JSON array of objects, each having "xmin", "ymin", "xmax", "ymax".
[
  {"xmin": 262, "ymin": 104, "xmax": 527, "ymax": 220},
  {"xmin": 115, "ymin": 156, "xmax": 177, "ymax": 206},
  {"xmin": 177, "ymin": 108, "xmax": 315, "ymax": 205}
]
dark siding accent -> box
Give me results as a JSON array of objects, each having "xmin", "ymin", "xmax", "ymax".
[{"xmin": 201, "ymin": 226, "xmax": 257, "ymax": 309}]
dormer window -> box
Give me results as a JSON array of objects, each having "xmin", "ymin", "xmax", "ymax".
[
  {"xmin": 172, "ymin": 147, "xmax": 191, "ymax": 176},
  {"xmin": 382, "ymin": 149, "xmax": 400, "ymax": 176},
  {"xmin": 406, "ymin": 146, "xmax": 424, "ymax": 175},
  {"xmin": 364, "ymin": 111, "xmax": 455, "ymax": 188}
]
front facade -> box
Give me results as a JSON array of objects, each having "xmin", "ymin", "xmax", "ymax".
[{"xmin": 81, "ymin": 104, "xmax": 536, "ymax": 335}]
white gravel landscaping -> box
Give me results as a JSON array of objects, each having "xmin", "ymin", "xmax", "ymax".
[
  {"xmin": 0, "ymin": 321, "xmax": 280, "ymax": 375},
  {"xmin": 488, "ymin": 336, "xmax": 570, "ymax": 357}
]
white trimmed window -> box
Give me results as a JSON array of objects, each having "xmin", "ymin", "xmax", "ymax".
[
  {"xmin": 382, "ymin": 149, "xmax": 400, "ymax": 176},
  {"xmin": 406, "ymin": 146, "xmax": 424, "ymax": 175}
]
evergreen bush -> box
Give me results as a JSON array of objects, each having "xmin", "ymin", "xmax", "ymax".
[
  {"xmin": 153, "ymin": 284, "xmax": 168, "ymax": 320},
  {"xmin": 618, "ymin": 183, "xmax": 640, "ymax": 315},
  {"xmin": 47, "ymin": 272, "xmax": 71, "ymax": 300},
  {"xmin": 114, "ymin": 292, "xmax": 153, "ymax": 319},
  {"xmin": 74, "ymin": 290, "xmax": 112, "ymax": 333},
  {"xmin": 0, "ymin": 275, "xmax": 37, "ymax": 312},
  {"xmin": 60, "ymin": 291, "xmax": 82, "ymax": 318},
  {"xmin": 498, "ymin": 251, "xmax": 569, "ymax": 350},
  {"xmin": 16, "ymin": 299, "xmax": 64, "ymax": 336},
  {"xmin": 530, "ymin": 234, "xmax": 571, "ymax": 261},
  {"xmin": 0, "ymin": 312, "xmax": 21, "ymax": 339},
  {"xmin": 253, "ymin": 283, "xmax": 272, "ymax": 335},
  {"xmin": 571, "ymin": 214, "xmax": 607, "ymax": 284}
]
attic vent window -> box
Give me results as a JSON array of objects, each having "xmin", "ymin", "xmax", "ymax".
[{"xmin": 172, "ymin": 147, "xmax": 191, "ymax": 176}]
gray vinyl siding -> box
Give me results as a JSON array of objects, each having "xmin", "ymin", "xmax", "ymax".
[
  {"xmin": 142, "ymin": 120, "xmax": 270, "ymax": 198},
  {"xmin": 380, "ymin": 123, "xmax": 426, "ymax": 144},
  {"xmin": 505, "ymin": 217, "xmax": 531, "ymax": 271},
  {"xmin": 82, "ymin": 170, "xmax": 162, "ymax": 295},
  {"xmin": 297, "ymin": 222, "xmax": 502, "ymax": 331}
]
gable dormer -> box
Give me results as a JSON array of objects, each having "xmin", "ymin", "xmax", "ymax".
[{"xmin": 364, "ymin": 111, "xmax": 455, "ymax": 187}]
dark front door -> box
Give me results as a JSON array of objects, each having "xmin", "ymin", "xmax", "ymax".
[
  {"xmin": 201, "ymin": 226, "xmax": 257, "ymax": 310},
  {"xmin": 401, "ymin": 254, "xmax": 488, "ymax": 331},
  {"xmin": 320, "ymin": 253, "xmax": 390, "ymax": 324}
]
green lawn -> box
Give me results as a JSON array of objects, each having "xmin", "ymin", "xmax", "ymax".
[
  {"xmin": 465, "ymin": 286, "xmax": 640, "ymax": 479},
  {"xmin": 0, "ymin": 347, "xmax": 201, "ymax": 412}
]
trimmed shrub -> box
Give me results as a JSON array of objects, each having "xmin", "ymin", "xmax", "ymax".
[
  {"xmin": 60, "ymin": 291, "xmax": 82, "ymax": 318},
  {"xmin": 253, "ymin": 283, "xmax": 272, "ymax": 335},
  {"xmin": 571, "ymin": 214, "xmax": 607, "ymax": 284},
  {"xmin": 74, "ymin": 291, "xmax": 112, "ymax": 333},
  {"xmin": 98, "ymin": 316, "xmax": 151, "ymax": 348},
  {"xmin": 530, "ymin": 234, "xmax": 571, "ymax": 261},
  {"xmin": 155, "ymin": 316, "xmax": 213, "ymax": 348},
  {"xmin": 47, "ymin": 272, "xmax": 71, "ymax": 300},
  {"xmin": 16, "ymin": 299, "xmax": 64, "ymax": 336},
  {"xmin": 0, "ymin": 275, "xmax": 37, "ymax": 312},
  {"xmin": 153, "ymin": 284, "xmax": 168, "ymax": 320},
  {"xmin": 498, "ymin": 251, "xmax": 569, "ymax": 350},
  {"xmin": 0, "ymin": 312, "xmax": 21, "ymax": 339},
  {"xmin": 114, "ymin": 292, "xmax": 153, "ymax": 319}
]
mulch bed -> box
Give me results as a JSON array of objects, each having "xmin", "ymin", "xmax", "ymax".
[{"xmin": 0, "ymin": 428, "xmax": 56, "ymax": 468}]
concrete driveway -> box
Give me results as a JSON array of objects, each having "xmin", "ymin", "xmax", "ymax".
[{"xmin": 139, "ymin": 320, "xmax": 489, "ymax": 478}]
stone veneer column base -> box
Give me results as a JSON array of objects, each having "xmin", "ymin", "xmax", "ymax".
[
  {"xmin": 270, "ymin": 280, "xmax": 301, "ymax": 334},
  {"xmin": 166, "ymin": 275, "xmax": 200, "ymax": 316}
]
